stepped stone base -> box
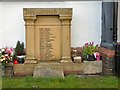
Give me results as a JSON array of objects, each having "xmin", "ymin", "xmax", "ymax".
[
  {"xmin": 33, "ymin": 62, "xmax": 64, "ymax": 78},
  {"xmin": 13, "ymin": 61, "xmax": 102, "ymax": 77}
]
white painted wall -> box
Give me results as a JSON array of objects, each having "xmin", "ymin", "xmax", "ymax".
[
  {"xmin": 0, "ymin": 1, "xmax": 102, "ymax": 48},
  {"xmin": 0, "ymin": 2, "xmax": 2, "ymax": 48}
]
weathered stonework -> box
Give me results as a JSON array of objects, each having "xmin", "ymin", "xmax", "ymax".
[
  {"xmin": 23, "ymin": 8, "xmax": 72, "ymax": 17},
  {"xmin": 23, "ymin": 8, "xmax": 72, "ymax": 63},
  {"xmin": 102, "ymin": 57, "xmax": 114, "ymax": 75},
  {"xmin": 98, "ymin": 47, "xmax": 115, "ymax": 58},
  {"xmin": 98, "ymin": 47, "xmax": 115, "ymax": 75},
  {"xmin": 83, "ymin": 61, "xmax": 102, "ymax": 74},
  {"xmin": 33, "ymin": 63, "xmax": 64, "ymax": 78}
]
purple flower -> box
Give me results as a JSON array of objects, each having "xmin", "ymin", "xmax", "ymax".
[
  {"xmin": 90, "ymin": 42, "xmax": 94, "ymax": 46},
  {"xmin": 85, "ymin": 43, "xmax": 88, "ymax": 45},
  {"xmin": 85, "ymin": 43, "xmax": 89, "ymax": 47},
  {"xmin": 91, "ymin": 42, "xmax": 94, "ymax": 46}
]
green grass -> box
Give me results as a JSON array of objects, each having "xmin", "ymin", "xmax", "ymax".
[{"xmin": 2, "ymin": 75, "xmax": 119, "ymax": 88}]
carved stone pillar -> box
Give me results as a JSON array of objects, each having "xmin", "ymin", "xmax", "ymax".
[
  {"xmin": 60, "ymin": 18, "xmax": 72, "ymax": 62},
  {"xmin": 24, "ymin": 16, "xmax": 37, "ymax": 64}
]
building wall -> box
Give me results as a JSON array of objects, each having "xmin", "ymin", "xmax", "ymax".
[
  {"xmin": 118, "ymin": 2, "xmax": 120, "ymax": 42},
  {"xmin": 0, "ymin": 2, "xmax": 2, "ymax": 47},
  {"xmin": 0, "ymin": 1, "xmax": 102, "ymax": 48}
]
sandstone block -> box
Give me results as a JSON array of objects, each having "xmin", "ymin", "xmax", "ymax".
[
  {"xmin": 83, "ymin": 61, "xmax": 102, "ymax": 74},
  {"xmin": 33, "ymin": 62, "xmax": 64, "ymax": 78}
]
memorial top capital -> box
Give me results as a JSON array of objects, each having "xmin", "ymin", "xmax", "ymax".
[{"xmin": 23, "ymin": 8, "xmax": 72, "ymax": 20}]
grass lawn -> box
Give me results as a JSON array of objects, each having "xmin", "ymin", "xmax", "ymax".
[{"xmin": 1, "ymin": 75, "xmax": 119, "ymax": 88}]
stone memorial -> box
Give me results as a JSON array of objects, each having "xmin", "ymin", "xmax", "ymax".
[
  {"xmin": 23, "ymin": 8, "xmax": 72, "ymax": 77},
  {"xmin": 23, "ymin": 8, "xmax": 72, "ymax": 63}
]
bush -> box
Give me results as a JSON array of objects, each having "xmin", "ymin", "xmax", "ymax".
[{"xmin": 15, "ymin": 41, "xmax": 24, "ymax": 56}]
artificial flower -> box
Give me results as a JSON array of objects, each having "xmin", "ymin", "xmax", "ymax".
[{"xmin": 0, "ymin": 47, "xmax": 14, "ymax": 65}]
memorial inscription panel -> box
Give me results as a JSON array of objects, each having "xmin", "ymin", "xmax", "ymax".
[
  {"xmin": 40, "ymin": 28, "xmax": 56, "ymax": 60},
  {"xmin": 39, "ymin": 26, "xmax": 61, "ymax": 61},
  {"xmin": 34, "ymin": 16, "xmax": 61, "ymax": 61}
]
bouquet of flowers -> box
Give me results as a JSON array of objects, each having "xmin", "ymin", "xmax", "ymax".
[
  {"xmin": 82, "ymin": 42, "xmax": 98, "ymax": 60},
  {"xmin": 0, "ymin": 47, "xmax": 14, "ymax": 65}
]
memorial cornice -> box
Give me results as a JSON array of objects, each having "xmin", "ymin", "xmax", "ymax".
[{"xmin": 23, "ymin": 8, "xmax": 72, "ymax": 20}]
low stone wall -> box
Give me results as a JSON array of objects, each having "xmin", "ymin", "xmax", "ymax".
[
  {"xmin": 62, "ymin": 61, "xmax": 102, "ymax": 75},
  {"xmin": 98, "ymin": 47, "xmax": 115, "ymax": 75},
  {"xmin": 12, "ymin": 46, "xmax": 116, "ymax": 77},
  {"xmin": 102, "ymin": 57, "xmax": 114, "ymax": 75},
  {"xmin": 13, "ymin": 63, "xmax": 35, "ymax": 76},
  {"xmin": 61, "ymin": 62, "xmax": 84, "ymax": 75},
  {"xmin": 13, "ymin": 61, "xmax": 102, "ymax": 77}
]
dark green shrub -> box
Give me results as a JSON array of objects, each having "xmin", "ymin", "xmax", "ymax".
[{"xmin": 15, "ymin": 41, "xmax": 24, "ymax": 56}]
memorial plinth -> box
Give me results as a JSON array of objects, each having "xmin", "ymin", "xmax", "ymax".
[
  {"xmin": 33, "ymin": 63, "xmax": 64, "ymax": 78},
  {"xmin": 23, "ymin": 8, "xmax": 72, "ymax": 63}
]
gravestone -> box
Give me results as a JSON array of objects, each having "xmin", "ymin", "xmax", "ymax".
[{"xmin": 23, "ymin": 8, "xmax": 72, "ymax": 77}]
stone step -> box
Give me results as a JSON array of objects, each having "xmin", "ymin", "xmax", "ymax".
[{"xmin": 33, "ymin": 62, "xmax": 64, "ymax": 78}]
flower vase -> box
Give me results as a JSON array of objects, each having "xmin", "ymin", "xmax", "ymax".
[
  {"xmin": 87, "ymin": 54, "xmax": 96, "ymax": 61},
  {"xmin": 17, "ymin": 56, "xmax": 25, "ymax": 64},
  {"xmin": 96, "ymin": 52, "xmax": 100, "ymax": 61}
]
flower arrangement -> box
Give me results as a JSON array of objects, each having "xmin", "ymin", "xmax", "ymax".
[
  {"xmin": 82, "ymin": 42, "xmax": 98, "ymax": 60},
  {"xmin": 0, "ymin": 47, "xmax": 14, "ymax": 65}
]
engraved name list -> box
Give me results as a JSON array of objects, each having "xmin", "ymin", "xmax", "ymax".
[{"xmin": 40, "ymin": 28, "xmax": 56, "ymax": 60}]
